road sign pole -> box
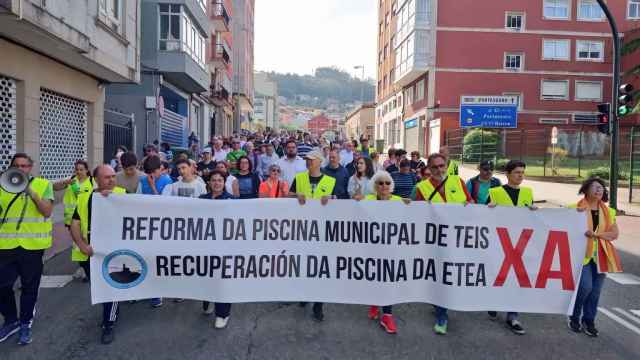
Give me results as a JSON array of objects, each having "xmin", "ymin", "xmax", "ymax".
[{"xmin": 598, "ymin": 0, "xmax": 620, "ymax": 209}]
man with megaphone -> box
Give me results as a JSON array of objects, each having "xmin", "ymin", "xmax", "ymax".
[{"xmin": 0, "ymin": 153, "xmax": 54, "ymax": 345}]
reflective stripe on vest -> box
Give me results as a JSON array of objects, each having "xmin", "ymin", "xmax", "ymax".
[
  {"xmin": 488, "ymin": 186, "xmax": 533, "ymax": 207},
  {"xmin": 416, "ymin": 176, "xmax": 467, "ymax": 204},
  {"xmin": 447, "ymin": 161, "xmax": 459, "ymax": 176},
  {"xmin": 0, "ymin": 177, "xmax": 52, "ymax": 250},
  {"xmin": 72, "ymin": 187, "xmax": 126, "ymax": 262},
  {"xmin": 63, "ymin": 178, "xmax": 93, "ymax": 225},
  {"xmin": 295, "ymin": 172, "xmax": 336, "ymax": 199}
]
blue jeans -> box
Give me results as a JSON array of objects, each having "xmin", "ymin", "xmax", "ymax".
[
  {"xmin": 435, "ymin": 306, "xmax": 448, "ymax": 324},
  {"xmin": 571, "ymin": 261, "xmax": 606, "ymax": 324}
]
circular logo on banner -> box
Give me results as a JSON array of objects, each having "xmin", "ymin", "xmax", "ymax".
[{"xmin": 102, "ymin": 250, "xmax": 148, "ymax": 289}]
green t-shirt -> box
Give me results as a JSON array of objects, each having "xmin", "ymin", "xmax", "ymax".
[
  {"xmin": 41, "ymin": 183, "xmax": 54, "ymax": 201},
  {"xmin": 226, "ymin": 150, "xmax": 247, "ymax": 174}
]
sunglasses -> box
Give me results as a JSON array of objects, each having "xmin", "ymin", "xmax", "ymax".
[
  {"xmin": 431, "ymin": 164, "xmax": 447, "ymax": 169},
  {"xmin": 376, "ymin": 181, "xmax": 391, "ymax": 186},
  {"xmin": 271, "ymin": 169, "xmax": 281, "ymax": 173}
]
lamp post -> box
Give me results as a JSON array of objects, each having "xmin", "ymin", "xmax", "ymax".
[
  {"xmin": 597, "ymin": 0, "xmax": 620, "ymax": 210},
  {"xmin": 354, "ymin": 65, "xmax": 365, "ymax": 104}
]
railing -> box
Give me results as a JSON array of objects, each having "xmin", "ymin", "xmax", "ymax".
[
  {"xmin": 213, "ymin": 43, "xmax": 230, "ymax": 64},
  {"xmin": 212, "ymin": 1, "xmax": 230, "ymax": 28}
]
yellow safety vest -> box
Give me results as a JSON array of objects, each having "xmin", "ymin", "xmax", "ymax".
[
  {"xmin": 295, "ymin": 172, "xmax": 336, "ymax": 199},
  {"xmin": 63, "ymin": 177, "xmax": 94, "ymax": 225},
  {"xmin": 488, "ymin": 186, "xmax": 533, "ymax": 207},
  {"xmin": 0, "ymin": 177, "xmax": 53, "ymax": 250},
  {"xmin": 365, "ymin": 194, "xmax": 402, "ymax": 201},
  {"xmin": 357, "ymin": 145, "xmax": 375, "ymax": 155},
  {"xmin": 447, "ymin": 160, "xmax": 459, "ymax": 176},
  {"xmin": 568, "ymin": 203, "xmax": 617, "ymax": 265},
  {"xmin": 73, "ymin": 187, "xmax": 126, "ymax": 262},
  {"xmin": 416, "ymin": 175, "xmax": 467, "ymax": 204}
]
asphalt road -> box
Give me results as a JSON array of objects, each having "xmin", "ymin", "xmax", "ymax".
[{"xmin": 1, "ymin": 241, "xmax": 640, "ymax": 360}]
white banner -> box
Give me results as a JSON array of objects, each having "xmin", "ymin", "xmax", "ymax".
[{"xmin": 90, "ymin": 195, "xmax": 587, "ymax": 315}]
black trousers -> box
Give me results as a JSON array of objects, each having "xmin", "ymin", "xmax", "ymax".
[
  {"xmin": 0, "ymin": 248, "xmax": 44, "ymax": 326},
  {"xmin": 203, "ymin": 301, "xmax": 231, "ymax": 317},
  {"xmin": 79, "ymin": 261, "xmax": 119, "ymax": 328}
]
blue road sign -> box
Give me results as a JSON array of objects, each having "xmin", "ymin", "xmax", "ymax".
[{"xmin": 459, "ymin": 95, "xmax": 518, "ymax": 128}]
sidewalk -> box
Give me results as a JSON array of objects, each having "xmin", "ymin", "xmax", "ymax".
[{"xmin": 459, "ymin": 165, "xmax": 640, "ymax": 216}]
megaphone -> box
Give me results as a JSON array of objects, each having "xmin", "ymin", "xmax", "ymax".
[{"xmin": 0, "ymin": 168, "xmax": 29, "ymax": 193}]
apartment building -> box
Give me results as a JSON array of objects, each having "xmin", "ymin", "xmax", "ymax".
[
  {"xmin": 232, "ymin": 0, "xmax": 255, "ymax": 132},
  {"xmin": 345, "ymin": 104, "xmax": 376, "ymax": 141},
  {"xmin": 376, "ymin": 0, "xmax": 640, "ymax": 155},
  {"xmin": 254, "ymin": 71, "xmax": 279, "ymax": 130},
  {"xmin": 0, "ymin": 0, "xmax": 140, "ymax": 176},
  {"xmin": 106, "ymin": 0, "xmax": 209, "ymax": 152},
  {"xmin": 210, "ymin": 0, "xmax": 234, "ymax": 137}
]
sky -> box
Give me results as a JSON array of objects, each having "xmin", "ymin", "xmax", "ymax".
[{"xmin": 254, "ymin": 0, "xmax": 377, "ymax": 80}]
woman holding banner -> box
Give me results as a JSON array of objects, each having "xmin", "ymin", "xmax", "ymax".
[
  {"xmin": 568, "ymin": 177, "xmax": 620, "ymax": 337},
  {"xmin": 199, "ymin": 170, "xmax": 235, "ymax": 329},
  {"xmin": 360, "ymin": 170, "xmax": 410, "ymax": 334}
]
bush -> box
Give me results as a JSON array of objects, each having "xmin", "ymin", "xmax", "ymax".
[
  {"xmin": 495, "ymin": 158, "xmax": 510, "ymax": 171},
  {"xmin": 462, "ymin": 129, "xmax": 500, "ymax": 162},
  {"xmin": 587, "ymin": 167, "xmax": 628, "ymax": 181}
]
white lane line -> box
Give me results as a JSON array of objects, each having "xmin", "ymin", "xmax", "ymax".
[
  {"xmin": 632, "ymin": 310, "xmax": 640, "ymax": 318},
  {"xmin": 599, "ymin": 307, "xmax": 640, "ymax": 336},
  {"xmin": 613, "ymin": 308, "xmax": 640, "ymax": 326},
  {"xmin": 606, "ymin": 273, "xmax": 640, "ymax": 285},
  {"xmin": 39, "ymin": 275, "xmax": 73, "ymax": 288}
]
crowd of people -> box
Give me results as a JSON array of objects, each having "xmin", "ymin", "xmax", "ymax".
[{"xmin": 0, "ymin": 129, "xmax": 621, "ymax": 346}]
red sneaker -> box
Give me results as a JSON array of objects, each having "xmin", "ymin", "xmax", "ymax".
[
  {"xmin": 368, "ymin": 306, "xmax": 379, "ymax": 320},
  {"xmin": 380, "ymin": 314, "xmax": 397, "ymax": 334}
]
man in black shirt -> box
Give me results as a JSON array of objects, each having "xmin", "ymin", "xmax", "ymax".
[{"xmin": 197, "ymin": 148, "xmax": 217, "ymax": 182}]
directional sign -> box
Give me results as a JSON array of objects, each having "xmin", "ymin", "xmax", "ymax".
[{"xmin": 460, "ymin": 95, "xmax": 518, "ymax": 128}]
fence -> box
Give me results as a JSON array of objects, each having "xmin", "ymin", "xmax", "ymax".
[
  {"xmin": 629, "ymin": 127, "xmax": 640, "ymax": 202},
  {"xmin": 104, "ymin": 109, "xmax": 135, "ymax": 163},
  {"xmin": 445, "ymin": 127, "xmax": 638, "ymax": 185}
]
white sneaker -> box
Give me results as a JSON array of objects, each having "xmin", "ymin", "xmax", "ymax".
[
  {"xmin": 73, "ymin": 267, "xmax": 86, "ymax": 280},
  {"xmin": 214, "ymin": 316, "xmax": 229, "ymax": 329}
]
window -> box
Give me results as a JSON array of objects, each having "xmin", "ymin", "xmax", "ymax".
[
  {"xmin": 405, "ymin": 86, "xmax": 414, "ymax": 106},
  {"xmin": 541, "ymin": 80, "xmax": 569, "ymax": 100},
  {"xmin": 416, "ymin": 79, "xmax": 425, "ymax": 101},
  {"xmin": 575, "ymin": 81, "xmax": 602, "ymax": 101},
  {"xmin": 544, "ymin": 0, "xmax": 569, "ymax": 19},
  {"xmin": 503, "ymin": 92, "xmax": 523, "ymax": 110},
  {"xmin": 379, "ymin": 51, "xmax": 383, "ymax": 64},
  {"xmin": 576, "ymin": 40, "xmax": 604, "ymax": 61},
  {"xmin": 98, "ymin": 0, "xmax": 121, "ymax": 31},
  {"xmin": 578, "ymin": 0, "xmax": 604, "ymax": 20},
  {"xmin": 159, "ymin": 5, "xmax": 206, "ymax": 68},
  {"xmin": 505, "ymin": 12, "xmax": 524, "ymax": 30},
  {"xmin": 504, "ymin": 53, "xmax": 523, "ymax": 71},
  {"xmin": 629, "ymin": 0, "xmax": 640, "ymax": 19},
  {"xmin": 195, "ymin": 0, "xmax": 206, "ymax": 13},
  {"xmin": 543, "ymin": 39, "xmax": 570, "ymax": 60},
  {"xmin": 384, "ymin": 44, "xmax": 389, "ymax": 59}
]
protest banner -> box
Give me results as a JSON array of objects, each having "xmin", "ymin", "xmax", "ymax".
[{"xmin": 90, "ymin": 195, "xmax": 587, "ymax": 315}]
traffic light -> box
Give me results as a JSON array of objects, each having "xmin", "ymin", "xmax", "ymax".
[
  {"xmin": 618, "ymin": 83, "xmax": 635, "ymax": 117},
  {"xmin": 597, "ymin": 103, "xmax": 610, "ymax": 135}
]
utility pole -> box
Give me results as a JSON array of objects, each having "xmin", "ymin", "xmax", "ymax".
[
  {"xmin": 354, "ymin": 65, "xmax": 365, "ymax": 104},
  {"xmin": 597, "ymin": 0, "xmax": 621, "ymax": 210}
]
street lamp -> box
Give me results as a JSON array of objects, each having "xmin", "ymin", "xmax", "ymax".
[{"xmin": 354, "ymin": 65, "xmax": 365, "ymax": 104}]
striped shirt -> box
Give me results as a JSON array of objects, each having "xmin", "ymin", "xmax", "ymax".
[{"xmin": 391, "ymin": 172, "xmax": 417, "ymax": 198}]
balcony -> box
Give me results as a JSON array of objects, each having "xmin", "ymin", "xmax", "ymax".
[
  {"xmin": 394, "ymin": 30, "xmax": 430, "ymax": 87},
  {"xmin": 211, "ymin": 1, "xmax": 230, "ymax": 32},
  {"xmin": 210, "ymin": 72, "xmax": 232, "ymax": 106},
  {"xmin": 209, "ymin": 42, "xmax": 230, "ymax": 70}
]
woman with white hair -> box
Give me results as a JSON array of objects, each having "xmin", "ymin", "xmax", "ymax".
[{"xmin": 358, "ymin": 170, "xmax": 410, "ymax": 334}]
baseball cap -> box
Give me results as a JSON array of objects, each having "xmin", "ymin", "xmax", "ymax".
[
  {"xmin": 304, "ymin": 149, "xmax": 324, "ymax": 161},
  {"xmin": 479, "ymin": 160, "xmax": 494, "ymax": 170},
  {"xmin": 202, "ymin": 147, "xmax": 212, "ymax": 154}
]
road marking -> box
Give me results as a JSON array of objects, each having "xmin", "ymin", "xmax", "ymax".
[
  {"xmin": 606, "ymin": 273, "xmax": 640, "ymax": 285},
  {"xmin": 632, "ymin": 310, "xmax": 640, "ymax": 318},
  {"xmin": 613, "ymin": 308, "xmax": 640, "ymax": 326},
  {"xmin": 599, "ymin": 307, "xmax": 640, "ymax": 336},
  {"xmin": 39, "ymin": 275, "xmax": 73, "ymax": 288}
]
